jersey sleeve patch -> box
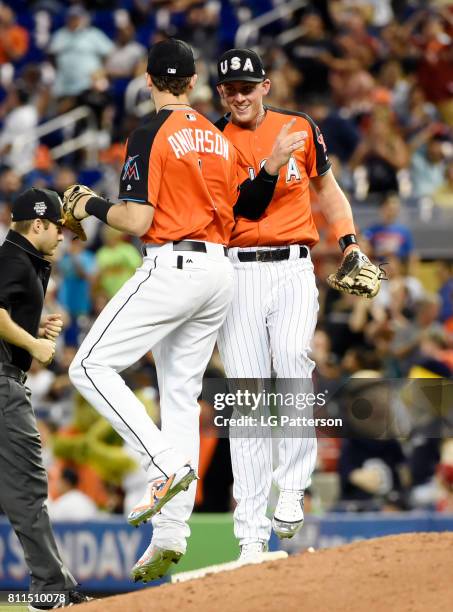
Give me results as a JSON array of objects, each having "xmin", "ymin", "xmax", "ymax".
[{"xmin": 118, "ymin": 111, "xmax": 171, "ymax": 202}]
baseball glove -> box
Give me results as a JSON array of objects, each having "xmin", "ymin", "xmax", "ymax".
[
  {"xmin": 327, "ymin": 249, "xmax": 381, "ymax": 298},
  {"xmin": 62, "ymin": 184, "xmax": 97, "ymax": 241}
]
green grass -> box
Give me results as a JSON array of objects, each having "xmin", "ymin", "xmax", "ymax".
[{"xmin": 0, "ymin": 606, "xmax": 28, "ymax": 612}]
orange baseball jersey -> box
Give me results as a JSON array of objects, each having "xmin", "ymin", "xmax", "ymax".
[
  {"xmin": 216, "ymin": 106, "xmax": 331, "ymax": 248},
  {"xmin": 118, "ymin": 108, "xmax": 238, "ymax": 245}
]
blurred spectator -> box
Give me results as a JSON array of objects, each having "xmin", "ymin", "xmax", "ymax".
[
  {"xmin": 390, "ymin": 294, "xmax": 441, "ymax": 376},
  {"xmin": 0, "ymin": 166, "xmax": 22, "ymax": 205},
  {"xmin": 48, "ymin": 467, "xmax": 99, "ymax": 521},
  {"xmin": 57, "ymin": 240, "xmax": 97, "ymax": 345},
  {"xmin": 304, "ymin": 95, "xmax": 360, "ymax": 164},
  {"xmin": 0, "ymin": 3, "xmax": 29, "ymax": 65},
  {"xmin": 336, "ymin": 379, "xmax": 409, "ymax": 511},
  {"xmin": 284, "ymin": 10, "xmax": 335, "ymax": 99},
  {"xmin": 437, "ymin": 260, "xmax": 453, "ymax": 323},
  {"xmin": 350, "ymin": 111, "xmax": 409, "ymax": 195},
  {"xmin": 378, "ymin": 59, "xmax": 410, "ymax": 119},
  {"xmin": 311, "ymin": 328, "xmax": 342, "ymax": 382},
  {"xmin": 48, "ymin": 5, "xmax": 114, "ymax": 110},
  {"xmin": 410, "ymin": 130, "xmax": 448, "ymax": 198},
  {"xmin": 19, "ymin": 63, "xmax": 52, "ymax": 118},
  {"xmin": 105, "ymin": 21, "xmax": 145, "ymax": 79},
  {"xmin": 364, "ymin": 193, "xmax": 414, "ymax": 260},
  {"xmin": 95, "ymin": 143, "xmax": 126, "ymax": 201},
  {"xmin": 51, "ymin": 165, "xmax": 78, "ymax": 195},
  {"xmin": 433, "ymin": 159, "xmax": 453, "ymax": 208},
  {"xmin": 416, "ymin": 12, "xmax": 453, "ymax": 125},
  {"xmin": 408, "ymin": 325, "xmax": 452, "ymax": 378},
  {"xmin": 401, "ymin": 85, "xmax": 439, "ymax": 138},
  {"xmin": 0, "ymin": 84, "xmax": 38, "ymax": 173},
  {"xmin": 94, "ymin": 226, "xmax": 142, "ymax": 298},
  {"xmin": 178, "ymin": 2, "xmax": 220, "ymax": 61}
]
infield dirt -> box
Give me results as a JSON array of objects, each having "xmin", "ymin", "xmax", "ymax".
[{"xmin": 79, "ymin": 532, "xmax": 453, "ymax": 612}]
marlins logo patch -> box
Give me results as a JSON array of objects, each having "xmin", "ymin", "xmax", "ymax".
[{"xmin": 122, "ymin": 155, "xmax": 140, "ymax": 181}]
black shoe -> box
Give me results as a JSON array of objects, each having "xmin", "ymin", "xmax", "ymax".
[{"xmin": 27, "ymin": 590, "xmax": 93, "ymax": 611}]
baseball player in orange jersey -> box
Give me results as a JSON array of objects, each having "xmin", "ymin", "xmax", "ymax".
[
  {"xmin": 67, "ymin": 40, "xmax": 307, "ymax": 582},
  {"xmin": 215, "ymin": 49, "xmax": 369, "ymax": 561}
]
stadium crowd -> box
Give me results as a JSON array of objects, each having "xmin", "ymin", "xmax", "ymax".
[{"xmin": 0, "ymin": 0, "xmax": 452, "ymax": 521}]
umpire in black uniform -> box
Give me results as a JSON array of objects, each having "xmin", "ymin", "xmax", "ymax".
[{"xmin": 0, "ymin": 188, "xmax": 88, "ymax": 609}]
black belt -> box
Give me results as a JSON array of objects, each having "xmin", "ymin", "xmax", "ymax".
[
  {"xmin": 0, "ymin": 363, "xmax": 27, "ymax": 384},
  {"xmin": 237, "ymin": 246, "xmax": 308, "ymax": 263},
  {"xmin": 173, "ymin": 240, "xmax": 228, "ymax": 256}
]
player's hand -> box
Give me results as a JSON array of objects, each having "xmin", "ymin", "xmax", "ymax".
[
  {"xmin": 265, "ymin": 119, "xmax": 308, "ymax": 175},
  {"xmin": 41, "ymin": 313, "xmax": 63, "ymax": 340},
  {"xmin": 30, "ymin": 338, "xmax": 56, "ymax": 365}
]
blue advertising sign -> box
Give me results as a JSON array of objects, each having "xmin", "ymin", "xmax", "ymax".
[{"xmin": 0, "ymin": 518, "xmax": 165, "ymax": 591}]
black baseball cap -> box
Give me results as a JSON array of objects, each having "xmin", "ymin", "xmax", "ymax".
[
  {"xmin": 217, "ymin": 49, "xmax": 266, "ymax": 84},
  {"xmin": 11, "ymin": 188, "xmax": 63, "ymax": 225},
  {"xmin": 147, "ymin": 39, "xmax": 195, "ymax": 78}
]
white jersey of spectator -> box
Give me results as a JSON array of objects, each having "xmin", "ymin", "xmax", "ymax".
[
  {"xmin": 0, "ymin": 102, "xmax": 38, "ymax": 173},
  {"xmin": 411, "ymin": 149, "xmax": 446, "ymax": 199},
  {"xmin": 47, "ymin": 490, "xmax": 98, "ymax": 521},
  {"xmin": 49, "ymin": 11, "xmax": 114, "ymax": 97}
]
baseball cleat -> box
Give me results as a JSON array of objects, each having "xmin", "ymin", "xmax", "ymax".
[
  {"xmin": 131, "ymin": 544, "xmax": 183, "ymax": 583},
  {"xmin": 272, "ymin": 489, "xmax": 304, "ymax": 539},
  {"xmin": 238, "ymin": 540, "xmax": 269, "ymax": 564},
  {"xmin": 127, "ymin": 464, "xmax": 198, "ymax": 527}
]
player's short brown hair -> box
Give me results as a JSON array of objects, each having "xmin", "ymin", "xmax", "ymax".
[{"xmin": 151, "ymin": 76, "xmax": 191, "ymax": 96}]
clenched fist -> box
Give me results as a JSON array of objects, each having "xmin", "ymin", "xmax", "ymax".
[
  {"xmin": 30, "ymin": 338, "xmax": 56, "ymax": 365},
  {"xmin": 40, "ymin": 313, "xmax": 63, "ymax": 340}
]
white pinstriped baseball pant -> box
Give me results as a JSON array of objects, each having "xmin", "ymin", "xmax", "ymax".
[
  {"xmin": 217, "ymin": 245, "xmax": 318, "ymax": 544},
  {"xmin": 69, "ymin": 242, "xmax": 234, "ymax": 549}
]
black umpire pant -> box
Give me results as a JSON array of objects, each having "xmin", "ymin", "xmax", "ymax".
[{"xmin": 0, "ymin": 367, "xmax": 77, "ymax": 593}]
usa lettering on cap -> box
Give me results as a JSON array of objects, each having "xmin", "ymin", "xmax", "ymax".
[{"xmin": 217, "ymin": 49, "xmax": 266, "ymax": 84}]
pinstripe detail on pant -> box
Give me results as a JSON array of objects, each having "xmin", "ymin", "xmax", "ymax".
[{"xmin": 217, "ymin": 251, "xmax": 318, "ymax": 543}]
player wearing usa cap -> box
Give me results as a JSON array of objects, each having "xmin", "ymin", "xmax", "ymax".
[
  {"xmin": 215, "ymin": 48, "xmax": 368, "ymax": 561},
  {"xmin": 67, "ymin": 40, "xmax": 305, "ymax": 582}
]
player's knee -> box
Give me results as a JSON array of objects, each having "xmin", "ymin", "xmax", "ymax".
[{"xmin": 276, "ymin": 346, "xmax": 315, "ymax": 377}]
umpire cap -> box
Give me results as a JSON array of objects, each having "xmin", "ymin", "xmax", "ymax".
[
  {"xmin": 11, "ymin": 188, "xmax": 64, "ymax": 225},
  {"xmin": 217, "ymin": 49, "xmax": 266, "ymax": 84},
  {"xmin": 147, "ymin": 39, "xmax": 196, "ymax": 77}
]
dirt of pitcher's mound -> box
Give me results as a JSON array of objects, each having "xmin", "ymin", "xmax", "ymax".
[{"xmin": 80, "ymin": 532, "xmax": 453, "ymax": 612}]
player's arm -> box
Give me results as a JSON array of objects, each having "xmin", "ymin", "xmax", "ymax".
[
  {"xmin": 311, "ymin": 170, "xmax": 381, "ymax": 298},
  {"xmin": 310, "ymin": 169, "xmax": 358, "ymax": 254},
  {"xmin": 63, "ymin": 191, "xmax": 155, "ymax": 237},
  {"xmin": 0, "ymin": 309, "xmax": 55, "ymax": 364},
  {"xmin": 234, "ymin": 119, "xmax": 308, "ymax": 220},
  {"xmin": 96, "ymin": 200, "xmax": 154, "ymax": 236}
]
